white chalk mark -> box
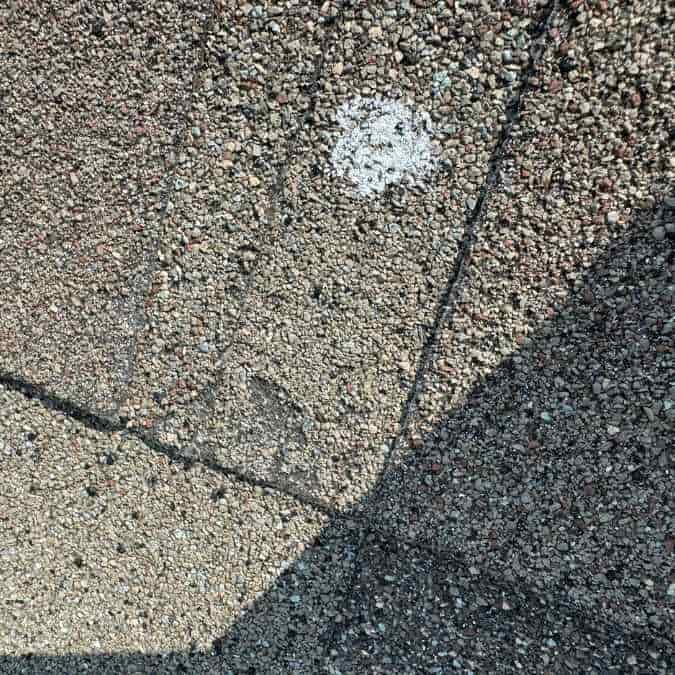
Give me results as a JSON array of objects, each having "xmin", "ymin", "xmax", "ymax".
[{"xmin": 330, "ymin": 96, "xmax": 437, "ymax": 197}]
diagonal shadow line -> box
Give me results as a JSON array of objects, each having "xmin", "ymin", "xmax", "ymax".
[
  {"xmin": 1, "ymin": 194, "xmax": 672, "ymax": 674},
  {"xmin": 313, "ymin": 0, "xmax": 561, "ymax": 659},
  {"xmin": 0, "ymin": 3, "xmax": 354, "ymax": 523},
  {"xmin": 385, "ymin": 0, "xmax": 560, "ymax": 480},
  {"xmin": 303, "ymin": 179, "xmax": 671, "ymax": 668},
  {"xmin": 172, "ymin": 193, "xmax": 673, "ymax": 670},
  {"xmin": 2, "ymin": 2, "xmax": 672, "ymax": 672},
  {"xmin": 0, "ymin": 372, "xmax": 336, "ymax": 518},
  {"xmin": 0, "ymin": 0, "xmax": 544, "ymax": 513}
]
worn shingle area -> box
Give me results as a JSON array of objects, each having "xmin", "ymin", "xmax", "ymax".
[{"xmin": 120, "ymin": 0, "xmax": 549, "ymax": 510}]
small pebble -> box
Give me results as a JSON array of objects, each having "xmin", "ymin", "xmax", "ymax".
[{"xmin": 652, "ymin": 225, "xmax": 665, "ymax": 241}]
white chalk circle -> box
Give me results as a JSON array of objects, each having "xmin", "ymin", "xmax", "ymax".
[{"xmin": 330, "ymin": 96, "xmax": 437, "ymax": 197}]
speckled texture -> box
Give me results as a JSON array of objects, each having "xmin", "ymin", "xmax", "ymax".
[
  {"xmin": 120, "ymin": 2, "xmax": 324, "ymax": 441},
  {"xmin": 194, "ymin": 0, "xmax": 545, "ymax": 508},
  {"xmin": 1, "ymin": 0, "xmax": 673, "ymax": 672},
  {"xmin": 117, "ymin": 0, "xmax": 548, "ymax": 510},
  {"xmin": 399, "ymin": 0, "xmax": 674, "ymax": 442},
  {"xmin": 325, "ymin": 532, "xmax": 673, "ymax": 673},
  {"xmin": 369, "ymin": 1, "xmax": 674, "ymax": 667},
  {"xmin": 372, "ymin": 213, "xmax": 673, "ymax": 654},
  {"xmin": 0, "ymin": 0, "xmax": 210, "ymax": 415},
  {"xmin": 0, "ymin": 386, "xmax": 353, "ymax": 668}
]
